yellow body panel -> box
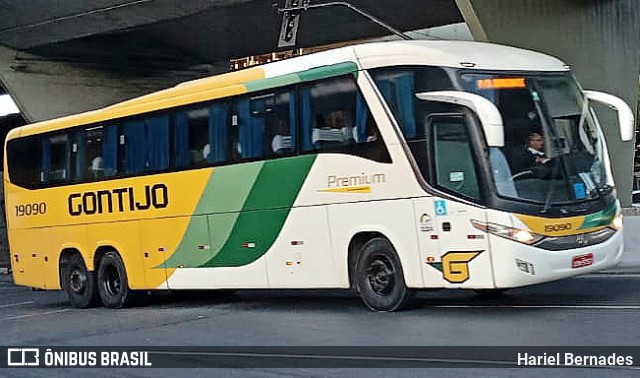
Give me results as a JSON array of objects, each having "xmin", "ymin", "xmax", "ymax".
[{"xmin": 6, "ymin": 168, "xmax": 212, "ymax": 289}]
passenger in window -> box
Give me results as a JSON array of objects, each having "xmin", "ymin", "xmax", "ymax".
[
  {"xmin": 202, "ymin": 144, "xmax": 210, "ymax": 161},
  {"xmin": 365, "ymin": 117, "xmax": 379, "ymax": 143},
  {"xmin": 90, "ymin": 155, "xmax": 104, "ymax": 178},
  {"xmin": 189, "ymin": 149, "xmax": 204, "ymax": 164},
  {"xmin": 313, "ymin": 111, "xmax": 354, "ymax": 148},
  {"xmin": 271, "ymin": 119, "xmax": 293, "ymax": 156}
]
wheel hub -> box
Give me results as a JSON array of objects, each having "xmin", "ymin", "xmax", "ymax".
[
  {"xmin": 366, "ymin": 258, "xmax": 395, "ymax": 295},
  {"xmin": 69, "ymin": 269, "xmax": 86, "ymax": 294},
  {"xmin": 104, "ymin": 266, "xmax": 121, "ymax": 296}
]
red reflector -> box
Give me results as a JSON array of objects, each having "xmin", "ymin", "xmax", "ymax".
[
  {"xmin": 571, "ymin": 253, "xmax": 594, "ymax": 269},
  {"xmin": 430, "ymin": 235, "xmax": 438, "ymax": 240}
]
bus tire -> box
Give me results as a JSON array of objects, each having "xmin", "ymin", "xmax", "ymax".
[
  {"xmin": 355, "ymin": 237, "xmax": 415, "ymax": 312},
  {"xmin": 61, "ymin": 253, "xmax": 99, "ymax": 308},
  {"xmin": 97, "ymin": 251, "xmax": 137, "ymax": 308}
]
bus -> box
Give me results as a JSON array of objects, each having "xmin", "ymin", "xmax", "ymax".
[{"xmin": 4, "ymin": 41, "xmax": 634, "ymax": 311}]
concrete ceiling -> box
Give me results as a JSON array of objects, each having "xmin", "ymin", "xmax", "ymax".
[{"xmin": 0, "ymin": 0, "xmax": 463, "ymax": 71}]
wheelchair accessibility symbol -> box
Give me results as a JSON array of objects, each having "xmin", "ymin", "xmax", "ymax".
[{"xmin": 434, "ymin": 200, "xmax": 447, "ymax": 216}]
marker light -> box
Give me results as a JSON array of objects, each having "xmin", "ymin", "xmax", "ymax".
[
  {"xmin": 477, "ymin": 78, "xmax": 526, "ymax": 90},
  {"xmin": 611, "ymin": 214, "xmax": 623, "ymax": 231},
  {"xmin": 471, "ymin": 219, "xmax": 544, "ymax": 245}
]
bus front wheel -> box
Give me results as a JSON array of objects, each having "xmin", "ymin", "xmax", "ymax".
[
  {"xmin": 61, "ymin": 253, "xmax": 99, "ymax": 308},
  {"xmin": 97, "ymin": 251, "xmax": 137, "ymax": 308},
  {"xmin": 355, "ymin": 238, "xmax": 415, "ymax": 312}
]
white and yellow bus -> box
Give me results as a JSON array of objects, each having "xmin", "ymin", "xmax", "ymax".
[{"xmin": 4, "ymin": 41, "xmax": 634, "ymax": 311}]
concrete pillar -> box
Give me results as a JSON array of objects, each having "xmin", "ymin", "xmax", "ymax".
[
  {"xmin": 457, "ymin": 0, "xmax": 640, "ymax": 206},
  {"xmin": 0, "ymin": 45, "xmax": 228, "ymax": 122}
]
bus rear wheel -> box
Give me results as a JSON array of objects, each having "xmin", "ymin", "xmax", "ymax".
[
  {"xmin": 61, "ymin": 253, "xmax": 99, "ymax": 308},
  {"xmin": 355, "ymin": 238, "xmax": 414, "ymax": 312},
  {"xmin": 97, "ymin": 251, "xmax": 137, "ymax": 308}
]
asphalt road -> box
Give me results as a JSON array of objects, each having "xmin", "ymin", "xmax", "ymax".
[{"xmin": 1, "ymin": 271, "xmax": 639, "ymax": 377}]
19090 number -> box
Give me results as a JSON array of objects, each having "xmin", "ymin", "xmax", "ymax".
[{"xmin": 15, "ymin": 203, "xmax": 47, "ymax": 217}]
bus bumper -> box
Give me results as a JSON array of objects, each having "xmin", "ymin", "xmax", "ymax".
[{"xmin": 490, "ymin": 228, "xmax": 624, "ymax": 288}]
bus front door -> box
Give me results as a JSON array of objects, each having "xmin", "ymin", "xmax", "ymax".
[{"xmin": 416, "ymin": 112, "xmax": 494, "ymax": 288}]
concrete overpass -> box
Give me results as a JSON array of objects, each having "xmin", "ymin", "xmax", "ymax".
[{"xmin": 0, "ymin": 0, "xmax": 638, "ymax": 205}]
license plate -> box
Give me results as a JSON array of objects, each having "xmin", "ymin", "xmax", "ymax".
[{"xmin": 571, "ymin": 253, "xmax": 594, "ymax": 269}]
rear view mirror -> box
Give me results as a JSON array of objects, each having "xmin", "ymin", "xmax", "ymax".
[
  {"xmin": 416, "ymin": 91, "xmax": 504, "ymax": 147},
  {"xmin": 584, "ymin": 90, "xmax": 634, "ymax": 141}
]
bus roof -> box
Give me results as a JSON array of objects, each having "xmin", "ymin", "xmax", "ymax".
[{"xmin": 7, "ymin": 40, "xmax": 569, "ymax": 140}]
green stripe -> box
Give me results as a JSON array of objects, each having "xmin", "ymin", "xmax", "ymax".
[
  {"xmin": 202, "ymin": 155, "xmax": 316, "ymax": 267},
  {"xmin": 159, "ymin": 163, "xmax": 264, "ymax": 268},
  {"xmin": 196, "ymin": 163, "xmax": 264, "ymax": 214},
  {"xmin": 159, "ymin": 155, "xmax": 316, "ymax": 269},
  {"xmin": 243, "ymin": 62, "xmax": 359, "ymax": 94},
  {"xmin": 244, "ymin": 73, "xmax": 301, "ymax": 93},
  {"xmin": 578, "ymin": 202, "xmax": 617, "ymax": 230},
  {"xmin": 297, "ymin": 62, "xmax": 358, "ymax": 82}
]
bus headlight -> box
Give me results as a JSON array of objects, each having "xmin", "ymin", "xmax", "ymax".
[
  {"xmin": 611, "ymin": 214, "xmax": 623, "ymax": 230},
  {"xmin": 471, "ymin": 219, "xmax": 544, "ymax": 245}
]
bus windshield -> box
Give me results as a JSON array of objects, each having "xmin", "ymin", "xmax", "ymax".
[{"xmin": 460, "ymin": 73, "xmax": 609, "ymax": 206}]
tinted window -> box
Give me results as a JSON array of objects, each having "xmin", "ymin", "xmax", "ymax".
[
  {"xmin": 371, "ymin": 67, "xmax": 454, "ymax": 141},
  {"xmin": 121, "ymin": 115, "xmax": 170, "ymax": 174},
  {"xmin": 44, "ymin": 134, "xmax": 69, "ymax": 183},
  {"xmin": 7, "ymin": 74, "xmax": 394, "ymax": 189},
  {"xmin": 430, "ymin": 116, "xmax": 480, "ymax": 201},
  {"xmin": 300, "ymin": 75, "xmax": 390, "ymax": 162},
  {"xmin": 174, "ymin": 102, "xmax": 230, "ymax": 167},
  {"xmin": 73, "ymin": 126, "xmax": 105, "ymax": 181},
  {"xmin": 235, "ymin": 90, "xmax": 295, "ymax": 160},
  {"xmin": 6, "ymin": 137, "xmax": 42, "ymax": 187}
]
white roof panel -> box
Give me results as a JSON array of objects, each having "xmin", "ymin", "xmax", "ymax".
[{"xmin": 354, "ymin": 40, "xmax": 569, "ymax": 72}]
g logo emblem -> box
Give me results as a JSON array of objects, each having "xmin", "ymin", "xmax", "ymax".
[{"xmin": 428, "ymin": 251, "xmax": 483, "ymax": 283}]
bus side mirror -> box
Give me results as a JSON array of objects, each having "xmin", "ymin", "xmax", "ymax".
[
  {"xmin": 416, "ymin": 91, "xmax": 504, "ymax": 147},
  {"xmin": 584, "ymin": 90, "xmax": 634, "ymax": 142}
]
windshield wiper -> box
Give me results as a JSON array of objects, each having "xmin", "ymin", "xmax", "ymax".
[{"xmin": 541, "ymin": 160, "xmax": 561, "ymax": 214}]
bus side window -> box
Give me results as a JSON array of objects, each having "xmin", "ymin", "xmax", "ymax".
[
  {"xmin": 73, "ymin": 126, "xmax": 106, "ymax": 181},
  {"xmin": 299, "ymin": 75, "xmax": 390, "ymax": 162},
  {"xmin": 6, "ymin": 137, "xmax": 42, "ymax": 188},
  {"xmin": 206, "ymin": 102, "xmax": 230, "ymax": 164},
  {"xmin": 122, "ymin": 115, "xmax": 169, "ymax": 174},
  {"xmin": 300, "ymin": 76, "xmax": 357, "ymax": 152},
  {"xmin": 237, "ymin": 97, "xmax": 265, "ymax": 160},
  {"xmin": 43, "ymin": 134, "xmax": 70, "ymax": 184},
  {"xmin": 264, "ymin": 91, "xmax": 295, "ymax": 157},
  {"xmin": 237, "ymin": 90, "xmax": 294, "ymax": 160},
  {"xmin": 174, "ymin": 102, "xmax": 230, "ymax": 167},
  {"xmin": 175, "ymin": 107, "xmax": 209, "ymax": 167}
]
